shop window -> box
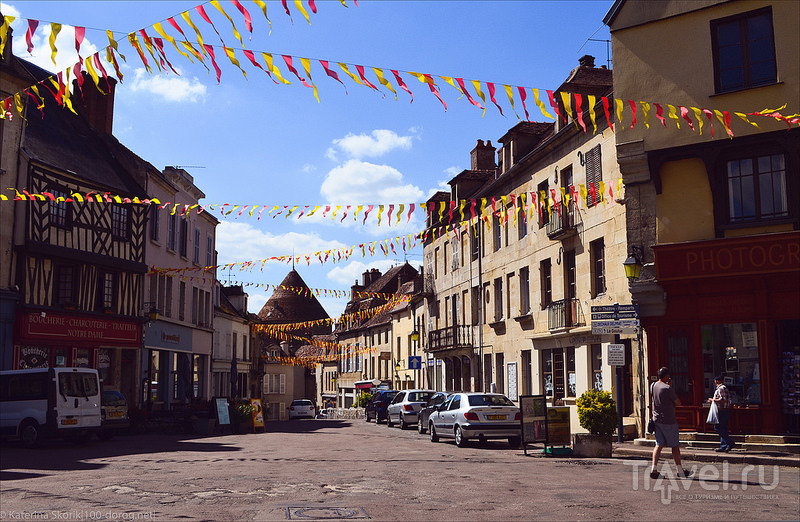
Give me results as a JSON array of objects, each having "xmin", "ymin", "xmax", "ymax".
[
  {"xmin": 566, "ymin": 347, "xmax": 576, "ymax": 397},
  {"xmin": 665, "ymin": 328, "xmax": 691, "ymax": 401},
  {"xmin": 542, "ymin": 348, "xmax": 565, "ymax": 400},
  {"xmin": 591, "ymin": 344, "xmax": 603, "ymax": 391},
  {"xmin": 727, "ymin": 153, "xmax": 787, "ymax": 223},
  {"xmin": 701, "ymin": 322, "xmax": 761, "ymax": 405},
  {"xmin": 711, "ymin": 7, "xmax": 776, "ymax": 93}
]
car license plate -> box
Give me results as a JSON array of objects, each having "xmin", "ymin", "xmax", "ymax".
[
  {"xmin": 109, "ymin": 411, "xmax": 123, "ymax": 418},
  {"xmin": 61, "ymin": 418, "xmax": 78, "ymax": 425},
  {"xmin": 487, "ymin": 414, "xmax": 506, "ymax": 420}
]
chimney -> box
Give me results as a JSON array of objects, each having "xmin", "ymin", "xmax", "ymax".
[
  {"xmin": 579, "ymin": 55, "xmax": 595, "ymax": 68},
  {"xmin": 370, "ymin": 268, "xmax": 381, "ymax": 285},
  {"xmin": 362, "ymin": 270, "xmax": 371, "ymax": 286},
  {"xmin": 470, "ymin": 139, "xmax": 496, "ymax": 171},
  {"xmin": 74, "ymin": 72, "xmax": 117, "ymax": 135}
]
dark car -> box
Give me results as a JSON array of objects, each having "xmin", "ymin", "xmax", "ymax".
[
  {"xmin": 417, "ymin": 392, "xmax": 451, "ymax": 434},
  {"xmin": 364, "ymin": 389, "xmax": 398, "ymax": 423},
  {"xmin": 98, "ymin": 389, "xmax": 129, "ymax": 440}
]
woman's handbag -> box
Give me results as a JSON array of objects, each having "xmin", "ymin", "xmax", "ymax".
[
  {"xmin": 706, "ymin": 400, "xmax": 719, "ymax": 424},
  {"xmin": 647, "ymin": 418, "xmax": 655, "ymax": 434}
]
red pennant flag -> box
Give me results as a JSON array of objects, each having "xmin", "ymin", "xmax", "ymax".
[
  {"xmin": 281, "ymin": 0, "xmax": 292, "ymax": 18},
  {"xmin": 407, "ymin": 203, "xmax": 414, "ymax": 223},
  {"xmin": 391, "ymin": 70, "xmax": 413, "ymax": 102},
  {"xmin": 231, "ymin": 0, "xmax": 253, "ymax": 35},
  {"xmin": 455, "ymin": 77, "xmax": 482, "ymax": 109},
  {"xmin": 203, "ymin": 44, "xmax": 222, "ymax": 83},
  {"xmin": 309, "ymin": 1, "xmax": 318, "ymax": 14},
  {"xmin": 363, "ymin": 205, "xmax": 373, "ymax": 225},
  {"xmin": 628, "ymin": 100, "xmax": 637, "ymax": 129},
  {"xmin": 602, "ymin": 97, "xmax": 613, "ymax": 131},
  {"xmin": 355, "ymin": 65, "xmax": 381, "ymax": 93},
  {"xmin": 75, "ymin": 26, "xmax": 85, "ymax": 56},
  {"xmin": 547, "ymin": 90, "xmax": 564, "ymax": 122},
  {"xmin": 320, "ymin": 60, "xmax": 347, "ymax": 93},
  {"xmin": 517, "ymin": 86, "xmax": 530, "ymax": 121},
  {"xmin": 282, "ymin": 55, "xmax": 313, "ymax": 88},
  {"xmin": 654, "ymin": 103, "xmax": 667, "ymax": 127},
  {"xmin": 679, "ymin": 106, "xmax": 695, "ymax": 131},
  {"xmin": 196, "ymin": 4, "xmax": 226, "ymax": 45},
  {"xmin": 574, "ymin": 93, "xmax": 587, "ymax": 133},
  {"xmin": 702, "ymin": 109, "xmax": 715, "ymax": 137},
  {"xmin": 25, "ymin": 20, "xmax": 39, "ymax": 54},
  {"xmin": 487, "ymin": 82, "xmax": 504, "ymax": 116}
]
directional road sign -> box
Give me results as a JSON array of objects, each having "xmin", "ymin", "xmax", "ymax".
[{"xmin": 408, "ymin": 356, "xmax": 422, "ymax": 370}]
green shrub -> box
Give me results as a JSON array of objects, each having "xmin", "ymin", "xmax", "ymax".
[
  {"xmin": 576, "ymin": 389, "xmax": 619, "ymax": 436},
  {"xmin": 355, "ymin": 392, "xmax": 373, "ymax": 408}
]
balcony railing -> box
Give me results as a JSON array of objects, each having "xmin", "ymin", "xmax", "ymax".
[
  {"xmin": 427, "ymin": 325, "xmax": 473, "ymax": 353},
  {"xmin": 547, "ymin": 298, "xmax": 583, "ymax": 330},
  {"xmin": 546, "ymin": 204, "xmax": 577, "ymax": 239}
]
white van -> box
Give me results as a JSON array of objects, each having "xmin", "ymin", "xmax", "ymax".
[{"xmin": 0, "ymin": 367, "xmax": 102, "ymax": 447}]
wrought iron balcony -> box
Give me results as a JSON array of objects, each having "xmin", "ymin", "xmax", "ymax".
[
  {"xmin": 427, "ymin": 325, "xmax": 473, "ymax": 353},
  {"xmin": 546, "ymin": 204, "xmax": 577, "ymax": 239},
  {"xmin": 547, "ymin": 298, "xmax": 583, "ymax": 330}
]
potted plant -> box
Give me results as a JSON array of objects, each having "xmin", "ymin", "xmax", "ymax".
[
  {"xmin": 229, "ymin": 400, "xmax": 255, "ymax": 433},
  {"xmin": 573, "ymin": 389, "xmax": 619, "ymax": 457}
]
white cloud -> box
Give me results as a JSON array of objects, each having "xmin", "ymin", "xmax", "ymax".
[
  {"xmin": 327, "ymin": 259, "xmax": 404, "ymax": 286},
  {"xmin": 444, "ymin": 166, "xmax": 461, "ymax": 177},
  {"xmin": 301, "ymin": 164, "xmax": 316, "ymax": 174},
  {"xmin": 8, "ymin": 13, "xmax": 99, "ymax": 74},
  {"xmin": 215, "ymin": 222, "xmax": 346, "ymax": 264},
  {"xmin": 320, "ymin": 159, "xmax": 423, "ymax": 204},
  {"xmin": 330, "ymin": 129, "xmax": 413, "ymax": 159},
  {"xmin": 247, "ymin": 293, "xmax": 267, "ymax": 315},
  {"xmin": 427, "ymin": 179, "xmax": 451, "ymax": 199},
  {"xmin": 125, "ymin": 68, "xmax": 207, "ymax": 103}
]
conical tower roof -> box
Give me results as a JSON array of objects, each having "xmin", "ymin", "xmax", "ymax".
[{"xmin": 257, "ymin": 269, "xmax": 330, "ymax": 324}]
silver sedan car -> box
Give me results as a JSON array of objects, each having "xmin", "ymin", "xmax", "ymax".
[
  {"xmin": 428, "ymin": 392, "xmax": 521, "ymax": 448},
  {"xmin": 386, "ymin": 389, "xmax": 435, "ymax": 429}
]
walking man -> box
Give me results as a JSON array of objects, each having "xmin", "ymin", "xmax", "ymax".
[
  {"xmin": 651, "ymin": 367, "xmax": 692, "ymax": 479},
  {"xmin": 709, "ymin": 374, "xmax": 736, "ymax": 452}
]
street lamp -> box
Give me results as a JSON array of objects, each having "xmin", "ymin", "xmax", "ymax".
[
  {"xmin": 410, "ymin": 330, "xmax": 420, "ymax": 342},
  {"xmin": 623, "ymin": 246, "xmax": 643, "ymax": 281}
]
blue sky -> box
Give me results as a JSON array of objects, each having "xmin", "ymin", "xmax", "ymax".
[{"xmin": 1, "ymin": 0, "xmax": 613, "ymax": 317}]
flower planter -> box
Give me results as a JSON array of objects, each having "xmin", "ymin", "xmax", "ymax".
[{"xmin": 572, "ymin": 433, "xmax": 612, "ymax": 458}]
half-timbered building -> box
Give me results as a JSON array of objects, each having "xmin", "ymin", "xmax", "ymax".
[{"xmin": 3, "ymin": 55, "xmax": 151, "ymax": 408}]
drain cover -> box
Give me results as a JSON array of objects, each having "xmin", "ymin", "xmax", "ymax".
[{"xmin": 286, "ymin": 507, "xmax": 370, "ymax": 520}]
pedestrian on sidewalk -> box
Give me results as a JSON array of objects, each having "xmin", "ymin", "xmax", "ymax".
[
  {"xmin": 708, "ymin": 374, "xmax": 736, "ymax": 452},
  {"xmin": 650, "ymin": 367, "xmax": 692, "ymax": 479}
]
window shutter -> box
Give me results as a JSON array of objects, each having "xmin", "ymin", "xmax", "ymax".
[
  {"xmin": 279, "ymin": 374, "xmax": 286, "ymax": 394},
  {"xmin": 585, "ymin": 145, "xmax": 602, "ymax": 207}
]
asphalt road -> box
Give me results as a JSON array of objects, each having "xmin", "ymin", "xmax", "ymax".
[{"xmin": 1, "ymin": 419, "xmax": 798, "ymax": 521}]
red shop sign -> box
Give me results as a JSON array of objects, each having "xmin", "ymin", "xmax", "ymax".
[{"xmin": 18, "ymin": 311, "xmax": 141, "ymax": 345}]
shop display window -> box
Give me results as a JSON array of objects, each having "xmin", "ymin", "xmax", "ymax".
[{"xmin": 701, "ymin": 322, "xmax": 761, "ymax": 405}]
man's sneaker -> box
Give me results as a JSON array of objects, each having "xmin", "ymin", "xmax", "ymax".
[
  {"xmin": 682, "ymin": 469, "xmax": 693, "ymax": 478},
  {"xmin": 650, "ymin": 470, "xmax": 661, "ymax": 479}
]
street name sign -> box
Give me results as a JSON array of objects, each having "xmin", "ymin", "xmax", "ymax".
[{"xmin": 591, "ymin": 303, "xmax": 640, "ymax": 335}]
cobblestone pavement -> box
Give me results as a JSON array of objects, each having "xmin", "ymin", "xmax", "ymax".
[{"xmin": 1, "ymin": 419, "xmax": 798, "ymax": 521}]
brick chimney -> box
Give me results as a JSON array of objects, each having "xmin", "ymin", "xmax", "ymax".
[
  {"xmin": 74, "ymin": 72, "xmax": 117, "ymax": 135},
  {"xmin": 579, "ymin": 55, "xmax": 595, "ymax": 68},
  {"xmin": 470, "ymin": 139, "xmax": 496, "ymax": 171}
]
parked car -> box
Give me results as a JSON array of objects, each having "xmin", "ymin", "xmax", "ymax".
[
  {"xmin": 98, "ymin": 389, "xmax": 129, "ymax": 440},
  {"xmin": 417, "ymin": 392, "xmax": 452, "ymax": 435},
  {"xmin": 288, "ymin": 399, "xmax": 315, "ymax": 419},
  {"xmin": 427, "ymin": 392, "xmax": 521, "ymax": 448},
  {"xmin": 386, "ymin": 389, "xmax": 435, "ymax": 429},
  {"xmin": 364, "ymin": 390, "xmax": 398, "ymax": 423}
]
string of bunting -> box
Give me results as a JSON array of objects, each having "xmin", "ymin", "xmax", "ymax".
[
  {"xmin": 3, "ymin": 179, "xmax": 625, "ymax": 227},
  {"xmin": 1, "ymin": 5, "xmax": 797, "ymax": 131}
]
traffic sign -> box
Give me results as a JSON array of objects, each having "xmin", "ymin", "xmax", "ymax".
[
  {"xmin": 591, "ymin": 312, "xmax": 639, "ymax": 320},
  {"xmin": 408, "ymin": 356, "xmax": 422, "ymax": 370},
  {"xmin": 592, "ymin": 326, "xmax": 640, "ymax": 335},
  {"xmin": 608, "ymin": 344, "xmax": 626, "ymax": 366},
  {"xmin": 591, "ymin": 319, "xmax": 640, "ymax": 328},
  {"xmin": 591, "ymin": 304, "xmax": 637, "ymax": 313}
]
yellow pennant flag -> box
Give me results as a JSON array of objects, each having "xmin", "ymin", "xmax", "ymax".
[
  {"xmin": 30, "ymin": 85, "xmax": 46, "ymax": 109},
  {"xmin": 471, "ymin": 80, "xmax": 487, "ymax": 117},
  {"xmin": 531, "ymin": 88, "xmax": 554, "ymax": 120},
  {"xmin": 294, "ymin": 0, "xmax": 311, "ymax": 24},
  {"xmin": 49, "ymin": 23, "xmax": 62, "ymax": 66},
  {"xmin": 396, "ymin": 204, "xmax": 404, "ymax": 224},
  {"xmin": 615, "ymin": 98, "xmax": 625, "ymax": 127},
  {"xmin": 300, "ymin": 57, "xmax": 320, "ymax": 102},
  {"xmin": 440, "ymin": 76, "xmax": 463, "ymax": 98},
  {"xmin": 263, "ymin": 53, "xmax": 291, "ymax": 84},
  {"xmin": 338, "ymin": 63, "xmax": 364, "ymax": 86},
  {"xmin": 373, "ymin": 68, "xmax": 397, "ymax": 98},
  {"xmin": 587, "ymin": 94, "xmax": 597, "ymax": 134},
  {"xmin": 181, "ymin": 11, "xmax": 206, "ymax": 56},
  {"xmin": 504, "ymin": 85, "xmax": 519, "ymax": 119},
  {"xmin": 223, "ymin": 46, "xmax": 248, "ymax": 79},
  {"xmin": 640, "ymin": 101, "xmax": 651, "ymax": 129},
  {"xmin": 14, "ymin": 93, "xmax": 26, "ymax": 122},
  {"xmin": 734, "ymin": 112, "xmax": 760, "ymax": 129},
  {"xmin": 714, "ymin": 109, "xmax": 734, "ymax": 137},
  {"xmin": 0, "ymin": 15, "xmax": 14, "ymax": 56},
  {"xmin": 691, "ymin": 107, "xmax": 704, "ymax": 134},
  {"xmin": 106, "ymin": 29, "xmax": 126, "ymax": 60},
  {"xmin": 560, "ymin": 92, "xmax": 573, "ymax": 125},
  {"xmin": 210, "ymin": 0, "xmax": 245, "ymax": 46},
  {"xmin": 84, "ymin": 56, "xmax": 106, "ymax": 94},
  {"xmin": 252, "ymin": 0, "xmax": 273, "ymax": 32},
  {"xmin": 153, "ymin": 23, "xmax": 191, "ymax": 61},
  {"xmin": 667, "ymin": 104, "xmax": 681, "ymax": 129}
]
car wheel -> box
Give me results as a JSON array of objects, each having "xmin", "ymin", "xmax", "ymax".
[
  {"xmin": 508, "ymin": 436, "xmax": 521, "ymax": 448},
  {"xmin": 386, "ymin": 415, "xmax": 394, "ymax": 428},
  {"xmin": 429, "ymin": 423, "xmax": 439, "ymax": 443},
  {"xmin": 418, "ymin": 419, "xmax": 426, "ymax": 434},
  {"xmin": 20, "ymin": 420, "xmax": 42, "ymax": 448},
  {"xmin": 455, "ymin": 426, "xmax": 467, "ymax": 447},
  {"xmin": 399, "ymin": 416, "xmax": 407, "ymax": 430}
]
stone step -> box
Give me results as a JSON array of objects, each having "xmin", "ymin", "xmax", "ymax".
[
  {"xmin": 633, "ymin": 437, "xmax": 800, "ymax": 454},
  {"xmin": 643, "ymin": 432, "xmax": 800, "ymax": 444}
]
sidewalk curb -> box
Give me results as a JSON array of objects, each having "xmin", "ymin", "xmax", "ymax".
[{"xmin": 613, "ymin": 446, "xmax": 800, "ymax": 468}]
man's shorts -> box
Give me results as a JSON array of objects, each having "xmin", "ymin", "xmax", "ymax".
[{"xmin": 654, "ymin": 422, "xmax": 680, "ymax": 447}]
